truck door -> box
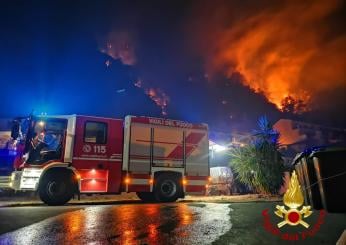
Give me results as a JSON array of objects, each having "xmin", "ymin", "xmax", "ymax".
[{"xmin": 72, "ymin": 116, "xmax": 113, "ymax": 193}]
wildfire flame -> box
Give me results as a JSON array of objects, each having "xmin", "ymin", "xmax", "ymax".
[
  {"xmin": 98, "ymin": 30, "xmax": 170, "ymax": 115},
  {"xmin": 283, "ymin": 171, "xmax": 304, "ymax": 209},
  {"xmin": 189, "ymin": 0, "xmax": 346, "ymax": 113},
  {"xmin": 134, "ymin": 79, "xmax": 169, "ymax": 116},
  {"xmin": 145, "ymin": 88, "xmax": 169, "ymax": 116}
]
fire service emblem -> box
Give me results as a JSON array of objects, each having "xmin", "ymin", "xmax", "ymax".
[
  {"xmin": 275, "ymin": 171, "xmax": 312, "ymax": 228},
  {"xmin": 82, "ymin": 144, "xmax": 92, "ymax": 153}
]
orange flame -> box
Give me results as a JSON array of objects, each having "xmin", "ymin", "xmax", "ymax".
[
  {"xmin": 134, "ymin": 79, "xmax": 169, "ymax": 116},
  {"xmin": 189, "ymin": 0, "xmax": 346, "ymax": 113},
  {"xmin": 283, "ymin": 171, "xmax": 304, "ymax": 209}
]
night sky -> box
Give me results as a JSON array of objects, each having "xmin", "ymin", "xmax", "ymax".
[{"xmin": 0, "ymin": 1, "xmax": 345, "ymax": 133}]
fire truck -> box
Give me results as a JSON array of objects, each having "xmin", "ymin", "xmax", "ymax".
[{"xmin": 9, "ymin": 115, "xmax": 209, "ymax": 205}]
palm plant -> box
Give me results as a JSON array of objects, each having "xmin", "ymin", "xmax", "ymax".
[{"xmin": 230, "ymin": 116, "xmax": 285, "ymax": 194}]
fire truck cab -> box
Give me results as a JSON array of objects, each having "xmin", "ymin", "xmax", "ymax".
[{"xmin": 10, "ymin": 115, "xmax": 209, "ymax": 205}]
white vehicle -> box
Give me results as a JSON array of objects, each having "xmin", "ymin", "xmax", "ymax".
[{"xmin": 207, "ymin": 166, "xmax": 233, "ymax": 195}]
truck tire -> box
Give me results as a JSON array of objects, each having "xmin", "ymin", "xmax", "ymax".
[
  {"xmin": 154, "ymin": 174, "xmax": 181, "ymax": 202},
  {"xmin": 136, "ymin": 192, "xmax": 156, "ymax": 203},
  {"xmin": 39, "ymin": 172, "xmax": 74, "ymax": 206}
]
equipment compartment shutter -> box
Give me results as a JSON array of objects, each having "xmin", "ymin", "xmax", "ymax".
[
  {"xmin": 185, "ymin": 129, "xmax": 209, "ymax": 176},
  {"xmin": 129, "ymin": 123, "xmax": 151, "ymax": 172},
  {"xmin": 153, "ymin": 127, "xmax": 183, "ymax": 168}
]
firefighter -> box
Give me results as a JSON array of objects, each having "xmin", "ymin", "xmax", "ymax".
[
  {"xmin": 38, "ymin": 130, "xmax": 60, "ymax": 152},
  {"xmin": 28, "ymin": 125, "xmax": 61, "ymax": 163}
]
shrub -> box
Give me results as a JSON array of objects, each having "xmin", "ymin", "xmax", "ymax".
[{"xmin": 230, "ymin": 116, "xmax": 285, "ymax": 194}]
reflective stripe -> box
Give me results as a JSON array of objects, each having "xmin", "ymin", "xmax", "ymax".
[
  {"xmin": 185, "ymin": 176, "xmax": 208, "ymax": 180},
  {"xmin": 130, "ymin": 159, "xmax": 149, "ymax": 163},
  {"xmin": 187, "ymin": 180, "xmax": 207, "ymax": 186},
  {"xmin": 131, "ymin": 179, "xmax": 150, "ymax": 185},
  {"xmin": 186, "ymin": 191, "xmax": 205, "ymax": 195},
  {"xmin": 73, "ymin": 157, "xmax": 121, "ymax": 161},
  {"xmin": 130, "ymin": 174, "xmax": 151, "ymax": 179}
]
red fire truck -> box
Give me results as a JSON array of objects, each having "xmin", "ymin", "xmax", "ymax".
[{"xmin": 9, "ymin": 115, "xmax": 209, "ymax": 205}]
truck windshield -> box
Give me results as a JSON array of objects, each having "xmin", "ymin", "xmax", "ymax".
[{"xmin": 25, "ymin": 118, "xmax": 67, "ymax": 165}]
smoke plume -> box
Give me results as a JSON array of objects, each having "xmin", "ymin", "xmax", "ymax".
[{"xmin": 99, "ymin": 31, "xmax": 136, "ymax": 65}]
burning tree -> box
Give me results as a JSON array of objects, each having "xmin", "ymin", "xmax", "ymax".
[
  {"xmin": 230, "ymin": 116, "xmax": 285, "ymax": 194},
  {"xmin": 281, "ymin": 96, "xmax": 308, "ymax": 115}
]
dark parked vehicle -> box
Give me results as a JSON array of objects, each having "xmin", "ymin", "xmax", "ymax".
[{"xmin": 293, "ymin": 146, "xmax": 346, "ymax": 213}]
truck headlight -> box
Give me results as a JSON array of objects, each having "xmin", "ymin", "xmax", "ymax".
[{"xmin": 11, "ymin": 173, "xmax": 16, "ymax": 181}]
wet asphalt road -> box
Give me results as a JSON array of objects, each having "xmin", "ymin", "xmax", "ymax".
[{"xmin": 0, "ymin": 203, "xmax": 232, "ymax": 245}]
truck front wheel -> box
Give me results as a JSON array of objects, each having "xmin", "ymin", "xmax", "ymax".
[
  {"xmin": 154, "ymin": 174, "xmax": 181, "ymax": 202},
  {"xmin": 39, "ymin": 172, "xmax": 74, "ymax": 205}
]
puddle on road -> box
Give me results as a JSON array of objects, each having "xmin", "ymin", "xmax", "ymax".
[
  {"xmin": 0, "ymin": 203, "xmax": 232, "ymax": 245},
  {"xmin": 177, "ymin": 203, "xmax": 232, "ymax": 244}
]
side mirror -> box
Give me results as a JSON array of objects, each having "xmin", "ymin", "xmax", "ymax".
[{"xmin": 11, "ymin": 121, "xmax": 20, "ymax": 139}]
